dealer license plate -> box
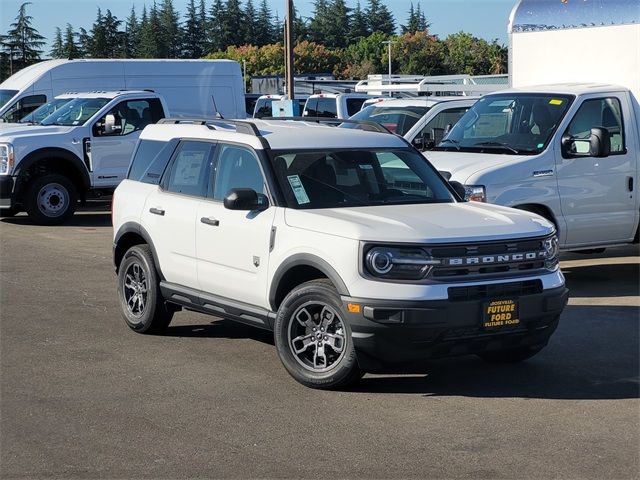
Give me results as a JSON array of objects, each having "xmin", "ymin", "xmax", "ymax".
[{"xmin": 483, "ymin": 299, "xmax": 520, "ymax": 329}]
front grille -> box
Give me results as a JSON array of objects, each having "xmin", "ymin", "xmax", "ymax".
[
  {"xmin": 448, "ymin": 279, "xmax": 543, "ymax": 302},
  {"xmin": 428, "ymin": 237, "xmax": 549, "ymax": 281}
]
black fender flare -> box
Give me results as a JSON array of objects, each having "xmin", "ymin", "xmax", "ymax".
[
  {"xmin": 269, "ymin": 253, "xmax": 350, "ymax": 310},
  {"xmin": 14, "ymin": 147, "xmax": 91, "ymax": 190},
  {"xmin": 113, "ymin": 222, "xmax": 165, "ymax": 280}
]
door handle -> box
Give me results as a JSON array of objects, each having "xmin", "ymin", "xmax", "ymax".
[
  {"xmin": 200, "ymin": 216, "xmax": 220, "ymax": 226},
  {"xmin": 149, "ymin": 207, "xmax": 165, "ymax": 216},
  {"xmin": 628, "ymin": 176, "xmax": 634, "ymax": 192}
]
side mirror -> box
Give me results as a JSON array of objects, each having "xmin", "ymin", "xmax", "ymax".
[
  {"xmin": 412, "ymin": 132, "xmax": 428, "ymax": 151},
  {"xmin": 562, "ymin": 127, "xmax": 610, "ymax": 158},
  {"xmin": 449, "ymin": 180, "xmax": 467, "ymax": 200},
  {"xmin": 103, "ymin": 113, "xmax": 121, "ymax": 135},
  {"xmin": 223, "ymin": 188, "xmax": 269, "ymax": 211}
]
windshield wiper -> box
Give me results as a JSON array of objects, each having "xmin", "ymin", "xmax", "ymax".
[
  {"xmin": 472, "ymin": 141, "xmax": 520, "ymax": 154},
  {"xmin": 438, "ymin": 138, "xmax": 460, "ymax": 150}
]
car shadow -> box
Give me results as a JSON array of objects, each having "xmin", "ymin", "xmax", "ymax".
[
  {"xmin": 164, "ymin": 318, "xmax": 275, "ymax": 346},
  {"xmin": 562, "ymin": 263, "xmax": 639, "ymax": 297},
  {"xmin": 1, "ymin": 212, "xmax": 112, "ymax": 228},
  {"xmin": 351, "ymin": 304, "xmax": 639, "ymax": 399}
]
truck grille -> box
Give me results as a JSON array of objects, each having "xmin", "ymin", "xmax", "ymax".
[{"xmin": 448, "ymin": 279, "xmax": 543, "ymax": 302}]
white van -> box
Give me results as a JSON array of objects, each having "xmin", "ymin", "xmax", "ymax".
[
  {"xmin": 252, "ymin": 94, "xmax": 308, "ymax": 118},
  {"xmin": 0, "ymin": 59, "xmax": 246, "ymax": 123},
  {"xmin": 303, "ymin": 93, "xmax": 374, "ymax": 119}
]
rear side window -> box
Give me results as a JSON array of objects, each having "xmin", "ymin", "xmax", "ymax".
[
  {"xmin": 127, "ymin": 139, "xmax": 174, "ymax": 184},
  {"xmin": 0, "ymin": 94, "xmax": 47, "ymax": 123},
  {"xmin": 164, "ymin": 141, "xmax": 215, "ymax": 197},
  {"xmin": 316, "ymin": 98, "xmax": 337, "ymax": 118},
  {"xmin": 346, "ymin": 98, "xmax": 366, "ymax": 116}
]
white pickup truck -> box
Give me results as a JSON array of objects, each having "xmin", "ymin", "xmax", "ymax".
[
  {"xmin": 424, "ymin": 0, "xmax": 640, "ymax": 251},
  {"xmin": 0, "ymin": 90, "xmax": 172, "ymax": 224}
]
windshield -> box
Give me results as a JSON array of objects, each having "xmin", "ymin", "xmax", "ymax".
[
  {"xmin": 271, "ymin": 148, "xmax": 455, "ymax": 209},
  {"xmin": 40, "ymin": 97, "xmax": 110, "ymax": 126},
  {"xmin": 0, "ymin": 89, "xmax": 18, "ymax": 108},
  {"xmin": 19, "ymin": 98, "xmax": 71, "ymax": 123},
  {"xmin": 349, "ymin": 105, "xmax": 430, "ymax": 135},
  {"xmin": 435, "ymin": 93, "xmax": 574, "ymax": 155}
]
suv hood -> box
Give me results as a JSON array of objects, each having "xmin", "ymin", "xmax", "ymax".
[
  {"xmin": 424, "ymin": 151, "xmax": 528, "ymax": 183},
  {"xmin": 0, "ymin": 125, "xmax": 75, "ymax": 141},
  {"xmin": 285, "ymin": 202, "xmax": 554, "ymax": 243}
]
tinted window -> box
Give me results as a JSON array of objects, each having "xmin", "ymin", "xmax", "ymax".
[
  {"xmin": 165, "ymin": 141, "xmax": 215, "ymax": 197},
  {"xmin": 128, "ymin": 139, "xmax": 173, "ymax": 183},
  {"xmin": 0, "ymin": 89, "xmax": 18, "ymax": 108},
  {"xmin": 213, "ymin": 144, "xmax": 265, "ymax": 200},
  {"xmin": 303, "ymin": 98, "xmax": 318, "ymax": 117},
  {"xmin": 417, "ymin": 107, "xmax": 470, "ymax": 145},
  {"xmin": 95, "ymin": 98, "xmax": 165, "ymax": 136},
  {"xmin": 346, "ymin": 98, "xmax": 367, "ymax": 116},
  {"xmin": 254, "ymin": 98, "xmax": 277, "ymax": 118},
  {"xmin": 0, "ymin": 94, "xmax": 47, "ymax": 123},
  {"xmin": 566, "ymin": 97, "xmax": 625, "ymax": 154},
  {"xmin": 350, "ymin": 105, "xmax": 430, "ymax": 135},
  {"xmin": 316, "ymin": 98, "xmax": 337, "ymax": 118}
]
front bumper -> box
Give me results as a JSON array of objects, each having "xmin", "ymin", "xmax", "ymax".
[
  {"xmin": 0, "ymin": 175, "xmax": 17, "ymax": 209},
  {"xmin": 341, "ymin": 284, "xmax": 568, "ymax": 369}
]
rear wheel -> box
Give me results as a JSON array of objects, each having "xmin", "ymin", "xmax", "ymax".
[
  {"xmin": 274, "ymin": 279, "xmax": 363, "ymax": 389},
  {"xmin": 117, "ymin": 245, "xmax": 173, "ymax": 334},
  {"xmin": 24, "ymin": 174, "xmax": 78, "ymax": 225}
]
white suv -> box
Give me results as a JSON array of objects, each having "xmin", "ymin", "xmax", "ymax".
[{"xmin": 112, "ymin": 118, "xmax": 568, "ymax": 389}]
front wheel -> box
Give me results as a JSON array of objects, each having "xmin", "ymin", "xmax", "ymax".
[
  {"xmin": 274, "ymin": 279, "xmax": 363, "ymax": 389},
  {"xmin": 24, "ymin": 174, "xmax": 78, "ymax": 225}
]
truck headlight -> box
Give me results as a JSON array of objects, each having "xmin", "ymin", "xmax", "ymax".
[
  {"xmin": 464, "ymin": 184, "xmax": 486, "ymax": 202},
  {"xmin": 543, "ymin": 234, "xmax": 560, "ymax": 270},
  {"xmin": 0, "ymin": 144, "xmax": 14, "ymax": 175},
  {"xmin": 365, "ymin": 246, "xmax": 441, "ymax": 280}
]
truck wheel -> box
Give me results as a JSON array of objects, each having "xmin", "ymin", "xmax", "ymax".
[
  {"xmin": 274, "ymin": 279, "xmax": 363, "ymax": 389},
  {"xmin": 117, "ymin": 245, "xmax": 173, "ymax": 334},
  {"xmin": 24, "ymin": 174, "xmax": 78, "ymax": 225},
  {"xmin": 477, "ymin": 345, "xmax": 544, "ymax": 363}
]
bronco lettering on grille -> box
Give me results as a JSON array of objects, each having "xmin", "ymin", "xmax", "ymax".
[{"xmin": 446, "ymin": 251, "xmax": 546, "ymax": 266}]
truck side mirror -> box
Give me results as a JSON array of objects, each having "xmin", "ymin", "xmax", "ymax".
[
  {"xmin": 412, "ymin": 132, "xmax": 429, "ymax": 151},
  {"xmin": 103, "ymin": 114, "xmax": 120, "ymax": 135},
  {"xmin": 449, "ymin": 180, "xmax": 467, "ymax": 201},
  {"xmin": 561, "ymin": 127, "xmax": 610, "ymax": 158}
]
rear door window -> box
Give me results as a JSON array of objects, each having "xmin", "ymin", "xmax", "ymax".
[
  {"xmin": 128, "ymin": 139, "xmax": 178, "ymax": 184},
  {"xmin": 163, "ymin": 141, "xmax": 216, "ymax": 197},
  {"xmin": 346, "ymin": 98, "xmax": 367, "ymax": 116}
]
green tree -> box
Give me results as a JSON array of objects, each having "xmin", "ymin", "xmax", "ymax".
[
  {"xmin": 207, "ymin": 0, "xmax": 225, "ymax": 52},
  {"xmin": 243, "ymin": 0, "xmax": 258, "ymax": 47},
  {"xmin": 183, "ymin": 0, "xmax": 203, "ymax": 58},
  {"xmin": 293, "ymin": 40, "xmax": 340, "ymax": 75},
  {"xmin": 366, "ymin": 0, "xmax": 395, "ymax": 36},
  {"xmin": 139, "ymin": 4, "xmax": 161, "ymax": 58},
  {"xmin": 444, "ymin": 31, "xmax": 500, "ymax": 75},
  {"xmin": 401, "ymin": 2, "xmax": 430, "ymax": 34},
  {"xmin": 220, "ymin": 0, "xmax": 245, "ymax": 49},
  {"xmin": 254, "ymin": 0, "xmax": 274, "ymax": 46},
  {"xmin": 62, "ymin": 24, "xmax": 80, "ymax": 59},
  {"xmin": 76, "ymin": 27, "xmax": 91, "ymax": 58},
  {"xmin": 159, "ymin": 0, "xmax": 181, "ymax": 58},
  {"xmin": 395, "ymin": 31, "xmax": 446, "ymax": 76},
  {"xmin": 50, "ymin": 27, "xmax": 64, "ymax": 58},
  {"xmin": 125, "ymin": 6, "xmax": 140, "ymax": 58},
  {"xmin": 103, "ymin": 10, "xmax": 124, "ymax": 58},
  {"xmin": 308, "ymin": 0, "xmax": 330, "ymax": 44},
  {"xmin": 324, "ymin": 0, "xmax": 350, "ymax": 48},
  {"xmin": 349, "ymin": 0, "xmax": 369, "ymax": 41},
  {"xmin": 2, "ymin": 2, "xmax": 45, "ymax": 72},
  {"xmin": 88, "ymin": 8, "xmax": 107, "ymax": 57},
  {"xmin": 340, "ymin": 31, "xmax": 388, "ymax": 79}
]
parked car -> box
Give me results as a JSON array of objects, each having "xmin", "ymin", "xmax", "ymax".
[
  {"xmin": 302, "ymin": 93, "xmax": 374, "ymax": 119},
  {"xmin": 253, "ymin": 94, "xmax": 308, "ymax": 118},
  {"xmin": 112, "ymin": 117, "xmax": 567, "ymax": 389},
  {"xmin": 0, "ymin": 59, "xmax": 245, "ymax": 123}
]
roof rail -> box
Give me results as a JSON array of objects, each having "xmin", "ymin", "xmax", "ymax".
[
  {"xmin": 263, "ymin": 116, "xmax": 392, "ymax": 134},
  {"xmin": 157, "ymin": 118, "xmax": 269, "ymax": 148}
]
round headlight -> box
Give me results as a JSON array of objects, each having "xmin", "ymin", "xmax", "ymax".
[{"xmin": 366, "ymin": 248, "xmax": 393, "ymax": 275}]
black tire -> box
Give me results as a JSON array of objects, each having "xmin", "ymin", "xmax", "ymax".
[
  {"xmin": 274, "ymin": 279, "xmax": 363, "ymax": 389},
  {"xmin": 0, "ymin": 207, "xmax": 19, "ymax": 217},
  {"xmin": 116, "ymin": 244, "xmax": 173, "ymax": 334},
  {"xmin": 24, "ymin": 174, "xmax": 78, "ymax": 225},
  {"xmin": 477, "ymin": 345, "xmax": 544, "ymax": 363}
]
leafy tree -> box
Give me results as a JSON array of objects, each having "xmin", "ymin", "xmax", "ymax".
[
  {"xmin": 62, "ymin": 24, "xmax": 80, "ymax": 59},
  {"xmin": 366, "ymin": 0, "xmax": 395, "ymax": 36},
  {"xmin": 125, "ymin": 6, "xmax": 140, "ymax": 58},
  {"xmin": 2, "ymin": 2, "xmax": 45, "ymax": 72},
  {"xmin": 444, "ymin": 31, "xmax": 500, "ymax": 75},
  {"xmin": 50, "ymin": 27, "xmax": 64, "ymax": 58},
  {"xmin": 340, "ymin": 31, "xmax": 388, "ymax": 79},
  {"xmin": 324, "ymin": 0, "xmax": 350, "ymax": 48},
  {"xmin": 395, "ymin": 31, "xmax": 446, "ymax": 76},
  {"xmin": 349, "ymin": 0, "xmax": 369, "ymax": 41},
  {"xmin": 183, "ymin": 0, "xmax": 203, "ymax": 58},
  {"xmin": 159, "ymin": 0, "xmax": 181, "ymax": 58},
  {"xmin": 293, "ymin": 40, "xmax": 340, "ymax": 75}
]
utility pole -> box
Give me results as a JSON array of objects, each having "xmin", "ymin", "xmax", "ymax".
[
  {"xmin": 382, "ymin": 40, "xmax": 395, "ymax": 97},
  {"xmin": 285, "ymin": 0, "xmax": 295, "ymax": 99}
]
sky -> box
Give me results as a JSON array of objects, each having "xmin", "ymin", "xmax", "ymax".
[{"xmin": 1, "ymin": 0, "xmax": 515, "ymax": 54}]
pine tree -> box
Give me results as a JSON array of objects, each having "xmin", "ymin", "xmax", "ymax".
[
  {"xmin": 198, "ymin": 0, "xmax": 208, "ymax": 54},
  {"xmin": 243, "ymin": 0, "xmax": 258, "ymax": 47},
  {"xmin": 416, "ymin": 3, "xmax": 430, "ymax": 32},
  {"xmin": 308, "ymin": 0, "xmax": 330, "ymax": 44},
  {"xmin": 325, "ymin": 0, "xmax": 350, "ymax": 48},
  {"xmin": 221, "ymin": 0, "xmax": 245, "ymax": 49},
  {"xmin": 208, "ymin": 0, "xmax": 225, "ymax": 52},
  {"xmin": 125, "ymin": 6, "xmax": 140, "ymax": 58},
  {"xmin": 50, "ymin": 27, "xmax": 64, "ymax": 58},
  {"xmin": 183, "ymin": 0, "xmax": 202, "ymax": 58},
  {"xmin": 77, "ymin": 27, "xmax": 91, "ymax": 58},
  {"xmin": 293, "ymin": 4, "xmax": 309, "ymax": 43},
  {"xmin": 402, "ymin": 2, "xmax": 418, "ymax": 34},
  {"xmin": 159, "ymin": 0, "xmax": 181, "ymax": 58},
  {"xmin": 366, "ymin": 0, "xmax": 395, "ymax": 36},
  {"xmin": 349, "ymin": 0, "xmax": 369, "ymax": 40},
  {"xmin": 2, "ymin": 2, "xmax": 45, "ymax": 72},
  {"xmin": 62, "ymin": 24, "xmax": 80, "ymax": 59},
  {"xmin": 255, "ymin": 0, "xmax": 274, "ymax": 46},
  {"xmin": 103, "ymin": 10, "xmax": 124, "ymax": 58},
  {"xmin": 88, "ymin": 8, "xmax": 107, "ymax": 57},
  {"xmin": 139, "ymin": 4, "xmax": 161, "ymax": 58}
]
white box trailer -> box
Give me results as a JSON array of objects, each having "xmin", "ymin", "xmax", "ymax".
[
  {"xmin": 424, "ymin": 0, "xmax": 640, "ymax": 251},
  {"xmin": 0, "ymin": 59, "xmax": 246, "ymax": 122}
]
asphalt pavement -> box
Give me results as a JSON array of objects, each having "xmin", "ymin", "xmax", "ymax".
[{"xmin": 1, "ymin": 210, "xmax": 638, "ymax": 479}]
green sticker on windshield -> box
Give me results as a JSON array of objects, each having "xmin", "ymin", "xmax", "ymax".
[
  {"xmin": 537, "ymin": 143, "xmax": 544, "ymax": 148},
  {"xmin": 549, "ymin": 99, "xmax": 563, "ymax": 105},
  {"xmin": 287, "ymin": 175, "xmax": 310, "ymax": 205}
]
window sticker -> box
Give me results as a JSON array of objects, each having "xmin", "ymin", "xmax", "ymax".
[
  {"xmin": 549, "ymin": 99, "xmax": 563, "ymax": 106},
  {"xmin": 287, "ymin": 175, "xmax": 310, "ymax": 205}
]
